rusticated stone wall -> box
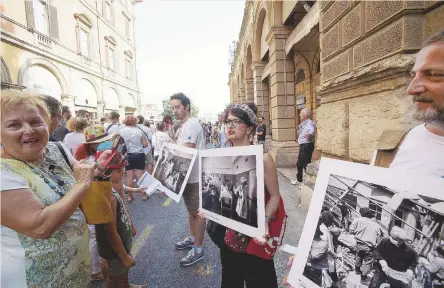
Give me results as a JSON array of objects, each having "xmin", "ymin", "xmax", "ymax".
[
  {"xmin": 317, "ymin": 0, "xmax": 443, "ymax": 163},
  {"xmin": 297, "ymin": 1, "xmax": 443, "ymax": 213}
]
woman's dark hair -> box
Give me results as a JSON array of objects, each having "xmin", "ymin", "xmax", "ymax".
[
  {"xmin": 143, "ymin": 120, "xmax": 150, "ymax": 127},
  {"xmin": 225, "ymin": 102, "xmax": 258, "ymax": 129},
  {"xmin": 157, "ymin": 121, "xmax": 165, "ymax": 131},
  {"xmin": 170, "ymin": 92, "xmax": 191, "ymax": 112},
  {"xmin": 137, "ymin": 115, "xmax": 144, "ymax": 124},
  {"xmin": 163, "ymin": 115, "xmax": 172, "ymax": 123}
]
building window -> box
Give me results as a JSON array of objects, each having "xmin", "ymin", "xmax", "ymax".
[
  {"xmin": 125, "ymin": 58, "xmax": 131, "ymax": 78},
  {"xmin": 79, "ymin": 28, "xmax": 89, "ymax": 56},
  {"xmin": 394, "ymin": 210, "xmax": 404, "ymax": 228},
  {"xmin": 105, "ymin": 2, "xmax": 112, "ymax": 23},
  {"xmin": 124, "ymin": 18, "xmax": 130, "ymax": 40},
  {"xmin": 75, "ymin": 13, "xmax": 94, "ymax": 59},
  {"xmin": 124, "ymin": 51, "xmax": 133, "ymax": 79},
  {"xmin": 108, "ymin": 46, "xmax": 115, "ymax": 70},
  {"xmin": 35, "ymin": 0, "xmax": 49, "ymax": 34},
  {"xmin": 369, "ymin": 202, "xmax": 382, "ymax": 220}
]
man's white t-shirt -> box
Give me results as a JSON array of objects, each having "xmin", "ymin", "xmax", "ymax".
[
  {"xmin": 388, "ymin": 124, "xmax": 444, "ymax": 178},
  {"xmin": 106, "ymin": 123, "xmax": 120, "ymax": 135},
  {"xmin": 177, "ymin": 117, "xmax": 205, "ymax": 184}
]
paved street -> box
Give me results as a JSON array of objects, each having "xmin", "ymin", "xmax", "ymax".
[{"xmin": 90, "ymin": 171, "xmax": 306, "ymax": 288}]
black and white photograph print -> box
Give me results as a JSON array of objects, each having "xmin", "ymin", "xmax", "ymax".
[
  {"xmin": 199, "ymin": 145, "xmax": 266, "ymax": 239},
  {"xmin": 153, "ymin": 143, "xmax": 197, "ymax": 202},
  {"xmin": 287, "ymin": 158, "xmax": 444, "ymax": 288}
]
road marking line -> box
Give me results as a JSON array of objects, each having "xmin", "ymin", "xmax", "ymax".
[
  {"xmin": 192, "ymin": 264, "xmax": 213, "ymax": 276},
  {"xmin": 131, "ymin": 225, "xmax": 153, "ymax": 258},
  {"xmin": 162, "ymin": 198, "xmax": 173, "ymax": 206}
]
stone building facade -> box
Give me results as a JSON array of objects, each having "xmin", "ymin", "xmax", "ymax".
[
  {"xmin": 228, "ymin": 0, "xmax": 443, "ymax": 172},
  {"xmin": 1, "ymin": 0, "xmax": 142, "ymax": 120}
]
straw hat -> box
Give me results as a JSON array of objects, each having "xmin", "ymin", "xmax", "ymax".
[{"xmin": 83, "ymin": 124, "xmax": 115, "ymax": 144}]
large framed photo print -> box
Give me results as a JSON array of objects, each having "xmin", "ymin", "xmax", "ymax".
[
  {"xmin": 199, "ymin": 145, "xmax": 265, "ymax": 239},
  {"xmin": 153, "ymin": 143, "xmax": 198, "ymax": 203},
  {"xmin": 287, "ymin": 158, "xmax": 444, "ymax": 288}
]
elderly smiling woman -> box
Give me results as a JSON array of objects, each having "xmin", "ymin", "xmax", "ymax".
[{"xmin": 0, "ymin": 90, "xmax": 111, "ymax": 287}]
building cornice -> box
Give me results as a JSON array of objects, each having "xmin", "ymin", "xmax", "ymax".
[{"xmin": 1, "ymin": 31, "xmax": 140, "ymax": 93}]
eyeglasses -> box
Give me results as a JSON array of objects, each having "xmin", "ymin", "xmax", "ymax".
[{"xmin": 223, "ymin": 119, "xmax": 244, "ymax": 127}]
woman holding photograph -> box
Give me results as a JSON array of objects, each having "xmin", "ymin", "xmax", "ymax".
[{"xmin": 218, "ymin": 102, "xmax": 282, "ymax": 288}]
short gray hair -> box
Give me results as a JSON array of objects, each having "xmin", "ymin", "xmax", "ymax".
[{"xmin": 301, "ymin": 108, "xmax": 312, "ymax": 119}]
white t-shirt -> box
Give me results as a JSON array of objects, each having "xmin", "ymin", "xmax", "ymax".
[
  {"xmin": 177, "ymin": 117, "xmax": 205, "ymax": 183},
  {"xmin": 63, "ymin": 132, "xmax": 85, "ymax": 156},
  {"xmin": 106, "ymin": 123, "xmax": 120, "ymax": 135},
  {"xmin": 389, "ymin": 124, "xmax": 444, "ymax": 178},
  {"xmin": 371, "ymin": 124, "xmax": 444, "ymax": 178}
]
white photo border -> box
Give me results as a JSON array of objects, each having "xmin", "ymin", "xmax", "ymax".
[
  {"xmin": 287, "ymin": 157, "xmax": 444, "ymax": 287},
  {"xmin": 199, "ymin": 145, "xmax": 265, "ymax": 239},
  {"xmin": 152, "ymin": 142, "xmax": 198, "ymax": 203}
]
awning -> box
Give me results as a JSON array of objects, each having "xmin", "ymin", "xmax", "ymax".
[{"xmin": 285, "ymin": 1, "xmax": 320, "ymax": 55}]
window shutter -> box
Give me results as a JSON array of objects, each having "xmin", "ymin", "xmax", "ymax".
[
  {"xmin": 48, "ymin": 5, "xmax": 59, "ymax": 40},
  {"xmin": 89, "ymin": 29, "xmax": 97, "ymax": 60},
  {"xmin": 24, "ymin": 1, "xmax": 36, "ymax": 30},
  {"xmin": 131, "ymin": 62, "xmax": 135, "ymax": 81},
  {"xmin": 111, "ymin": 4, "xmax": 115, "ymax": 26},
  {"xmin": 114, "ymin": 52, "xmax": 119, "ymax": 72}
]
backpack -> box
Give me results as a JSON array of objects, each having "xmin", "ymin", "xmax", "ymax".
[{"xmin": 374, "ymin": 128, "xmax": 411, "ymax": 168}]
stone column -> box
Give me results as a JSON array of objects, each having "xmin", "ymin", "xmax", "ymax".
[
  {"xmin": 61, "ymin": 94, "xmax": 75, "ymax": 115},
  {"xmin": 239, "ymin": 87, "xmax": 246, "ymax": 102},
  {"xmin": 97, "ymin": 101, "xmax": 105, "ymax": 119},
  {"xmin": 251, "ymin": 61, "xmax": 268, "ymax": 121},
  {"xmin": 119, "ymin": 104, "xmax": 126, "ymax": 122},
  {"xmin": 266, "ymin": 27, "xmax": 298, "ymax": 167},
  {"xmin": 244, "ymin": 78, "xmax": 254, "ymax": 102}
]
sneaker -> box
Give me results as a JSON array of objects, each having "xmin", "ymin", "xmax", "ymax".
[
  {"xmin": 291, "ymin": 180, "xmax": 300, "ymax": 185},
  {"xmin": 180, "ymin": 247, "xmax": 204, "ymax": 267},
  {"xmin": 175, "ymin": 236, "xmax": 194, "ymax": 250}
]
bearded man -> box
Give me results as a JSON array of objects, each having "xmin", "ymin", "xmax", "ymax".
[{"xmin": 373, "ymin": 31, "xmax": 444, "ymax": 177}]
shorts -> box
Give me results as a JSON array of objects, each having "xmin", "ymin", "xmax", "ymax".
[
  {"xmin": 145, "ymin": 151, "xmax": 156, "ymax": 166},
  {"xmin": 104, "ymin": 257, "xmax": 129, "ymax": 277},
  {"xmin": 183, "ymin": 182, "xmax": 200, "ymax": 214},
  {"xmin": 125, "ymin": 153, "xmax": 145, "ymax": 170}
]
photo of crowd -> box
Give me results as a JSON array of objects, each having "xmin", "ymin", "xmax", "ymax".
[
  {"xmin": 301, "ymin": 174, "xmax": 444, "ymax": 288},
  {"xmin": 153, "ymin": 144, "xmax": 194, "ymax": 196},
  {"xmin": 201, "ymin": 155, "xmax": 258, "ymax": 228}
]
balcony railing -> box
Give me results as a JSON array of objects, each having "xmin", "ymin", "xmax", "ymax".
[{"xmin": 34, "ymin": 32, "xmax": 53, "ymax": 49}]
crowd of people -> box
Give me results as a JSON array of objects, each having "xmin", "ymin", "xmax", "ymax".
[
  {"xmin": 0, "ymin": 89, "xmax": 283, "ymax": 287},
  {"xmin": 1, "ymin": 31, "xmax": 443, "ymax": 288}
]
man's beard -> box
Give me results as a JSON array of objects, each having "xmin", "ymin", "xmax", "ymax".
[{"xmin": 413, "ymin": 94, "xmax": 444, "ymax": 126}]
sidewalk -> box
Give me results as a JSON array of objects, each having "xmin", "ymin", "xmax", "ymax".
[{"xmin": 278, "ymin": 167, "xmax": 297, "ymax": 183}]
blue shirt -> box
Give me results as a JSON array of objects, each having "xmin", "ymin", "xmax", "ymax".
[{"xmin": 298, "ymin": 119, "xmax": 315, "ymax": 144}]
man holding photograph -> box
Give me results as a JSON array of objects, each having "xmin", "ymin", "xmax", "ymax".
[
  {"xmin": 374, "ymin": 31, "xmax": 444, "ymax": 177},
  {"xmin": 170, "ymin": 93, "xmax": 206, "ymax": 267}
]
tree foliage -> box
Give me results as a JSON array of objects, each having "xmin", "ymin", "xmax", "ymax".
[{"xmin": 161, "ymin": 98, "xmax": 199, "ymax": 119}]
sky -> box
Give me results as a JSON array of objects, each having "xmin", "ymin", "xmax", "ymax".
[{"xmin": 134, "ymin": 0, "xmax": 245, "ymax": 117}]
